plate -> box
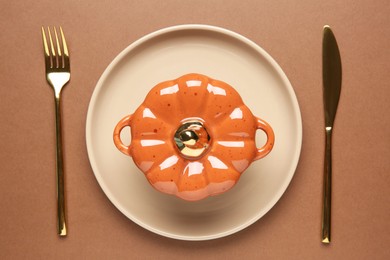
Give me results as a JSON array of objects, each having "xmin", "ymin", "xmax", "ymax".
[{"xmin": 86, "ymin": 24, "xmax": 302, "ymax": 240}]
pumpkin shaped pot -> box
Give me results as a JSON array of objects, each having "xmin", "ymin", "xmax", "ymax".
[{"xmin": 114, "ymin": 73, "xmax": 274, "ymax": 201}]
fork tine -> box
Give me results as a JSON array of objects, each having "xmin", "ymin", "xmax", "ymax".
[
  {"xmin": 47, "ymin": 27, "xmax": 57, "ymax": 68},
  {"xmin": 41, "ymin": 27, "xmax": 50, "ymax": 57},
  {"xmin": 60, "ymin": 27, "xmax": 69, "ymax": 68},
  {"xmin": 53, "ymin": 27, "xmax": 63, "ymax": 68},
  {"xmin": 41, "ymin": 27, "xmax": 51, "ymax": 68}
]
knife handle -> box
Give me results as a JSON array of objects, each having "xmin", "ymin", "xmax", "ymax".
[{"xmin": 322, "ymin": 127, "xmax": 332, "ymax": 243}]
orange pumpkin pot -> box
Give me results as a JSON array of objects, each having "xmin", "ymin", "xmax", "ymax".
[{"xmin": 113, "ymin": 73, "xmax": 274, "ymax": 201}]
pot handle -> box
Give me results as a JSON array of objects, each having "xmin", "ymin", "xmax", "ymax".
[
  {"xmin": 254, "ymin": 117, "xmax": 275, "ymax": 161},
  {"xmin": 113, "ymin": 114, "xmax": 133, "ymax": 156}
]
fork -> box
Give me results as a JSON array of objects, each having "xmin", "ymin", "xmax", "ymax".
[{"xmin": 41, "ymin": 26, "xmax": 70, "ymax": 237}]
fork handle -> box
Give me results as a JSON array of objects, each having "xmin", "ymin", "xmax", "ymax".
[
  {"xmin": 54, "ymin": 93, "xmax": 67, "ymax": 236},
  {"xmin": 322, "ymin": 127, "xmax": 332, "ymax": 243}
]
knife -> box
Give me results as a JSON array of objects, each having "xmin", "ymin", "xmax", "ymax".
[{"xmin": 321, "ymin": 25, "xmax": 342, "ymax": 244}]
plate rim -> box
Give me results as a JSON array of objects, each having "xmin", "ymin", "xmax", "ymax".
[{"xmin": 86, "ymin": 24, "xmax": 302, "ymax": 241}]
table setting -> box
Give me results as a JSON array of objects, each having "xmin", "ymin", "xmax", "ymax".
[{"xmin": 1, "ymin": 1, "xmax": 389, "ymax": 259}]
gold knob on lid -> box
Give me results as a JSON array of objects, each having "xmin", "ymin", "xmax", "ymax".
[{"xmin": 174, "ymin": 120, "xmax": 210, "ymax": 159}]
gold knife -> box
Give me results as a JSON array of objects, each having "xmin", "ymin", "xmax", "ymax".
[{"xmin": 322, "ymin": 25, "xmax": 342, "ymax": 244}]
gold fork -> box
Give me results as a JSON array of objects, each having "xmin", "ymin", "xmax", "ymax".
[{"xmin": 41, "ymin": 26, "xmax": 70, "ymax": 237}]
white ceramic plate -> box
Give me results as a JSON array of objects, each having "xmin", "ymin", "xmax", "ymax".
[{"xmin": 86, "ymin": 24, "xmax": 302, "ymax": 240}]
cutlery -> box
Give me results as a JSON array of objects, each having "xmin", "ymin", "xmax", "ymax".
[
  {"xmin": 41, "ymin": 26, "xmax": 70, "ymax": 237},
  {"xmin": 321, "ymin": 25, "xmax": 342, "ymax": 244}
]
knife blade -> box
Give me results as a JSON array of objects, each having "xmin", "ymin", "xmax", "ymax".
[{"xmin": 322, "ymin": 25, "xmax": 342, "ymax": 244}]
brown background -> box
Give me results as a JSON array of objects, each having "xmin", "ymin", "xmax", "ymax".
[{"xmin": 1, "ymin": 0, "xmax": 389, "ymax": 259}]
